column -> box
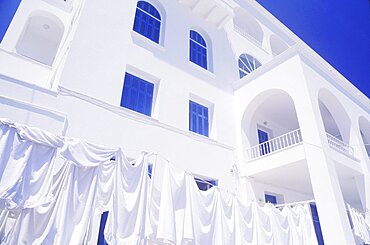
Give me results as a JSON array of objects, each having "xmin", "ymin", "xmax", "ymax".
[{"xmin": 293, "ymin": 71, "xmax": 355, "ymax": 244}]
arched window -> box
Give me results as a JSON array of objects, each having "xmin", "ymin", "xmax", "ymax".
[
  {"xmin": 133, "ymin": 1, "xmax": 161, "ymax": 43},
  {"xmin": 189, "ymin": 30, "xmax": 207, "ymax": 69},
  {"xmin": 238, "ymin": 54, "xmax": 261, "ymax": 78}
]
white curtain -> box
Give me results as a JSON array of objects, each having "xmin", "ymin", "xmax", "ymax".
[
  {"xmin": 0, "ymin": 119, "xmax": 318, "ymax": 244},
  {"xmin": 347, "ymin": 204, "xmax": 370, "ymax": 244}
]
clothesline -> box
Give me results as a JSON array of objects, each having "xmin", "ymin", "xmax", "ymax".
[
  {"xmin": 0, "ymin": 118, "xmax": 323, "ymax": 244},
  {"xmin": 149, "ymin": 151, "xmax": 237, "ymax": 196},
  {"xmin": 275, "ymin": 199, "xmax": 315, "ymax": 208}
]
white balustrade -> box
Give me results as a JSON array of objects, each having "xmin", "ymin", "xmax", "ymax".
[
  {"xmin": 233, "ymin": 24, "xmax": 270, "ymax": 53},
  {"xmin": 247, "ymin": 129, "xmax": 302, "ymax": 160},
  {"xmin": 326, "ymin": 133, "xmax": 354, "ymax": 157}
]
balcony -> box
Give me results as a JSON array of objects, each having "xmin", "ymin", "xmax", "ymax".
[
  {"xmin": 326, "ymin": 133, "xmax": 354, "ymax": 157},
  {"xmin": 247, "ymin": 129, "xmax": 302, "ymax": 160},
  {"xmin": 233, "ymin": 24, "xmax": 269, "ymax": 53},
  {"xmin": 176, "ymin": 0, "xmax": 233, "ymax": 28}
]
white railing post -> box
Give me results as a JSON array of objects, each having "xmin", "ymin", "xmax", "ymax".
[
  {"xmin": 246, "ymin": 129, "xmax": 303, "ymax": 160},
  {"xmin": 326, "ymin": 133, "xmax": 354, "ymax": 157}
]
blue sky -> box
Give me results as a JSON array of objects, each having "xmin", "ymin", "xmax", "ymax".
[{"xmin": 257, "ymin": 0, "xmax": 370, "ymax": 98}]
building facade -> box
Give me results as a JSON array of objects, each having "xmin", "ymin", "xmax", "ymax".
[{"xmin": 0, "ymin": 0, "xmax": 369, "ymax": 244}]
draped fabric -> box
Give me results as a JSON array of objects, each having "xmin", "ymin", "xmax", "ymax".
[
  {"xmin": 0, "ymin": 119, "xmax": 318, "ymax": 244},
  {"xmin": 347, "ymin": 204, "xmax": 370, "ymax": 244}
]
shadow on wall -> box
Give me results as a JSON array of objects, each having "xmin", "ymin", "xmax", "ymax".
[
  {"xmin": 241, "ymin": 89, "xmax": 300, "ymax": 149},
  {"xmin": 359, "ymin": 116, "xmax": 370, "ymax": 157},
  {"xmin": 16, "ymin": 10, "xmax": 65, "ymax": 66},
  {"xmin": 318, "ymin": 88, "xmax": 351, "ymax": 145},
  {"xmin": 0, "ymin": 95, "xmax": 66, "ymax": 135}
]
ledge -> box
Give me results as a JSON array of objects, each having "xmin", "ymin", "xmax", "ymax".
[
  {"xmin": 0, "ymin": 74, "xmax": 58, "ymax": 96},
  {"xmin": 130, "ymin": 30, "xmax": 166, "ymax": 53},
  {"xmin": 0, "ymin": 48, "xmax": 53, "ymax": 69},
  {"xmin": 188, "ymin": 60, "xmax": 217, "ymax": 79},
  {"xmin": 58, "ymin": 86, "xmax": 235, "ymax": 151}
]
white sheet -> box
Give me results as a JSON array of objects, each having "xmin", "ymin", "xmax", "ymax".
[
  {"xmin": 347, "ymin": 204, "xmax": 370, "ymax": 244},
  {"xmin": 0, "ymin": 118, "xmax": 319, "ymax": 245}
]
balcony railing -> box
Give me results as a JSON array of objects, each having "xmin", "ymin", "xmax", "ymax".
[
  {"xmin": 247, "ymin": 129, "xmax": 302, "ymax": 160},
  {"xmin": 233, "ymin": 24, "xmax": 270, "ymax": 53},
  {"xmin": 326, "ymin": 133, "xmax": 354, "ymax": 157}
]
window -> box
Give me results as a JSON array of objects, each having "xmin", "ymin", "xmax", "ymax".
[
  {"xmin": 133, "ymin": 1, "xmax": 161, "ymax": 43},
  {"xmin": 189, "ymin": 30, "xmax": 207, "ymax": 69},
  {"xmin": 195, "ymin": 177, "xmax": 217, "ymax": 191},
  {"xmin": 189, "ymin": 100, "xmax": 209, "ymax": 137},
  {"xmin": 238, "ymin": 53, "xmax": 261, "ymax": 78},
  {"xmin": 120, "ymin": 72, "xmax": 154, "ymax": 116},
  {"xmin": 258, "ymin": 128, "xmax": 270, "ymax": 155},
  {"xmin": 264, "ymin": 194, "xmax": 277, "ymax": 204}
]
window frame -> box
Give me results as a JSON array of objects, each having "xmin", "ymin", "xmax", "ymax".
[
  {"xmin": 133, "ymin": 1, "xmax": 162, "ymax": 44},
  {"xmin": 238, "ymin": 53, "xmax": 262, "ymax": 78},
  {"xmin": 257, "ymin": 125, "xmax": 273, "ymax": 156},
  {"xmin": 120, "ymin": 72, "xmax": 155, "ymax": 117},
  {"xmin": 189, "ymin": 30, "xmax": 209, "ymax": 70},
  {"xmin": 189, "ymin": 100, "xmax": 210, "ymax": 137},
  {"xmin": 264, "ymin": 193, "xmax": 278, "ymax": 205}
]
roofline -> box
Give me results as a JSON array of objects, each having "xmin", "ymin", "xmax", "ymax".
[
  {"xmin": 233, "ymin": 44, "xmax": 370, "ymax": 114},
  {"xmin": 231, "ymin": 0, "xmax": 369, "ymax": 108}
]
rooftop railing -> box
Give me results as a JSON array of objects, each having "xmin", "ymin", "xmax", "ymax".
[
  {"xmin": 247, "ymin": 129, "xmax": 302, "ymax": 160},
  {"xmin": 326, "ymin": 133, "xmax": 354, "ymax": 157},
  {"xmin": 233, "ymin": 24, "xmax": 270, "ymax": 53}
]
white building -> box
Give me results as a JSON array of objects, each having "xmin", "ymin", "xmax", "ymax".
[{"xmin": 0, "ymin": 0, "xmax": 369, "ymax": 244}]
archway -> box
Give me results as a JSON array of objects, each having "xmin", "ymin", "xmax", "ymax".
[
  {"xmin": 241, "ymin": 90, "xmax": 300, "ymax": 158},
  {"xmin": 233, "ymin": 7, "xmax": 264, "ymax": 45},
  {"xmin": 270, "ymin": 34, "xmax": 289, "ymax": 55},
  {"xmin": 359, "ymin": 116, "xmax": 370, "ymax": 157},
  {"xmin": 318, "ymin": 89, "xmax": 351, "ymax": 144}
]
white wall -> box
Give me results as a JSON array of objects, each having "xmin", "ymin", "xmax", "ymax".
[
  {"xmin": 1, "ymin": 0, "xmax": 370, "ymax": 242},
  {"xmin": 0, "ymin": 0, "xmax": 71, "ymax": 87},
  {"xmin": 253, "ymin": 181, "xmax": 313, "ymax": 205}
]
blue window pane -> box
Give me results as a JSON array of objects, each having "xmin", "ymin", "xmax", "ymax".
[
  {"xmin": 0, "ymin": 0, "xmax": 21, "ymax": 43},
  {"xmin": 121, "ymin": 73, "xmax": 154, "ymax": 116},
  {"xmin": 189, "ymin": 100, "xmax": 209, "ymax": 137},
  {"xmin": 138, "ymin": 1, "xmax": 161, "ymax": 19},
  {"xmin": 239, "ymin": 70, "xmax": 247, "ymax": 79},
  {"xmin": 189, "ymin": 30, "xmax": 208, "ymax": 69},
  {"xmin": 238, "ymin": 53, "xmax": 262, "ymax": 78},
  {"xmin": 258, "ymin": 129, "xmax": 271, "ymax": 155},
  {"xmin": 133, "ymin": 1, "xmax": 161, "ymax": 43},
  {"xmin": 264, "ymin": 194, "xmax": 277, "ymax": 204},
  {"xmin": 258, "ymin": 129, "xmax": 269, "ymax": 144},
  {"xmin": 97, "ymin": 211, "xmax": 109, "ymax": 245},
  {"xmin": 195, "ymin": 177, "xmax": 217, "ymax": 191}
]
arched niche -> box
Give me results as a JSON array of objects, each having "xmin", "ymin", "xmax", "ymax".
[
  {"xmin": 241, "ymin": 89, "xmax": 300, "ymax": 148},
  {"xmin": 318, "ymin": 89, "xmax": 351, "ymax": 144},
  {"xmin": 270, "ymin": 34, "xmax": 289, "ymax": 55},
  {"xmin": 16, "ymin": 11, "xmax": 64, "ymax": 66},
  {"xmin": 359, "ymin": 116, "xmax": 370, "ymax": 157},
  {"xmin": 233, "ymin": 7, "xmax": 264, "ymax": 45}
]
